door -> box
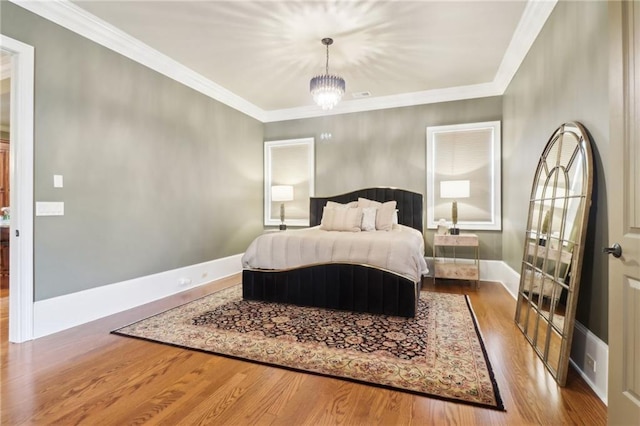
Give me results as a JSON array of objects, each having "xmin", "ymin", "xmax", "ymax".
[
  {"xmin": 608, "ymin": 2, "xmax": 640, "ymax": 424},
  {"xmin": 1, "ymin": 35, "xmax": 35, "ymax": 342}
]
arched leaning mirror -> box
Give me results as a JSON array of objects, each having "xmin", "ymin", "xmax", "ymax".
[{"xmin": 514, "ymin": 122, "xmax": 593, "ymax": 386}]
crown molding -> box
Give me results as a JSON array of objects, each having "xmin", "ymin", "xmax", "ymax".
[
  {"xmin": 493, "ymin": 0, "xmax": 558, "ymax": 92},
  {"xmin": 10, "ymin": 0, "xmax": 267, "ymax": 122},
  {"xmin": 263, "ymin": 82, "xmax": 502, "ymax": 122},
  {"xmin": 10, "ymin": 0, "xmax": 555, "ymax": 123}
]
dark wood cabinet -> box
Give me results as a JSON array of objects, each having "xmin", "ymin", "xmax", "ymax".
[{"xmin": 1, "ymin": 226, "xmax": 8, "ymax": 287}]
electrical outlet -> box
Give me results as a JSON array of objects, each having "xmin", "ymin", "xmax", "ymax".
[{"xmin": 586, "ymin": 354, "xmax": 596, "ymax": 373}]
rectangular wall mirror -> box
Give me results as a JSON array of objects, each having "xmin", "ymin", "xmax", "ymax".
[
  {"xmin": 264, "ymin": 138, "xmax": 315, "ymax": 228},
  {"xmin": 426, "ymin": 121, "xmax": 502, "ymax": 231}
]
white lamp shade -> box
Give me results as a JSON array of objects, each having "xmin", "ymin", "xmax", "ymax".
[
  {"xmin": 440, "ymin": 180, "xmax": 470, "ymax": 199},
  {"xmin": 271, "ymin": 185, "xmax": 294, "ymax": 202}
]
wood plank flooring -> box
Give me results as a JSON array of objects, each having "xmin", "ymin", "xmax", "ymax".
[{"xmin": 1, "ymin": 276, "xmax": 607, "ymax": 425}]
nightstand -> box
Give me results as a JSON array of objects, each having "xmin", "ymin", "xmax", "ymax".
[{"xmin": 432, "ymin": 233, "xmax": 480, "ymax": 289}]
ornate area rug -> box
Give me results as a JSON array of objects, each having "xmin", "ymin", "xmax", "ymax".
[{"xmin": 112, "ymin": 285, "xmax": 504, "ymax": 411}]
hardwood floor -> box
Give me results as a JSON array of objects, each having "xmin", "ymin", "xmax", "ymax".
[{"xmin": 1, "ymin": 276, "xmax": 606, "ymax": 425}]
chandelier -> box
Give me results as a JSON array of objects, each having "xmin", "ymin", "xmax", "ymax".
[{"xmin": 310, "ymin": 38, "xmax": 346, "ymax": 110}]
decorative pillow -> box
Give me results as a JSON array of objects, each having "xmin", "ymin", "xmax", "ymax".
[
  {"xmin": 326, "ymin": 200, "xmax": 358, "ymax": 209},
  {"xmin": 320, "ymin": 207, "xmax": 363, "ymax": 232},
  {"xmin": 375, "ymin": 201, "xmax": 397, "ymax": 231},
  {"xmin": 357, "ymin": 198, "xmax": 397, "ymax": 231},
  {"xmin": 393, "ymin": 209, "xmax": 399, "ymax": 225},
  {"xmin": 357, "ymin": 197, "xmax": 380, "ymax": 209},
  {"xmin": 361, "ymin": 207, "xmax": 377, "ymax": 231}
]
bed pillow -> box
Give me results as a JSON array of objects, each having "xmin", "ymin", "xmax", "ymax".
[
  {"xmin": 375, "ymin": 201, "xmax": 397, "ymax": 231},
  {"xmin": 326, "ymin": 200, "xmax": 358, "ymax": 209},
  {"xmin": 357, "ymin": 197, "xmax": 380, "ymax": 209},
  {"xmin": 361, "ymin": 207, "xmax": 377, "ymax": 231},
  {"xmin": 357, "ymin": 198, "xmax": 397, "ymax": 231},
  {"xmin": 320, "ymin": 206, "xmax": 363, "ymax": 232}
]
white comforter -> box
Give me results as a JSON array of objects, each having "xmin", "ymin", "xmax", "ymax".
[{"xmin": 241, "ymin": 225, "xmax": 429, "ymax": 282}]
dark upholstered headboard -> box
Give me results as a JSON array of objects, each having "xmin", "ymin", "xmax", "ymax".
[{"xmin": 310, "ymin": 188, "xmax": 423, "ymax": 233}]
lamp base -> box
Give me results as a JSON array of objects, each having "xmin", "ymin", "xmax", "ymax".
[
  {"xmin": 450, "ymin": 227, "xmax": 460, "ymax": 235},
  {"xmin": 279, "ymin": 224, "xmax": 287, "ymax": 231}
]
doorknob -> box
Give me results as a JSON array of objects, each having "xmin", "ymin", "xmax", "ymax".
[{"xmin": 603, "ymin": 243, "xmax": 622, "ymax": 258}]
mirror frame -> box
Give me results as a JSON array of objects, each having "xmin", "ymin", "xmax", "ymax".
[
  {"xmin": 514, "ymin": 122, "xmax": 593, "ymax": 386},
  {"xmin": 264, "ymin": 137, "xmax": 315, "ymax": 227},
  {"xmin": 426, "ymin": 120, "xmax": 502, "ymax": 231}
]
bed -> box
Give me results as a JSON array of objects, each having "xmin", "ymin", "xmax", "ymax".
[{"xmin": 241, "ymin": 188, "xmax": 427, "ymax": 317}]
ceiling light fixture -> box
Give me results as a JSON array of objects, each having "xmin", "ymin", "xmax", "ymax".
[{"xmin": 310, "ymin": 38, "xmax": 346, "ymax": 110}]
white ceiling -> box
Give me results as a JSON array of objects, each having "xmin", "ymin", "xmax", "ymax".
[{"xmin": 8, "ymin": 0, "xmax": 557, "ymax": 122}]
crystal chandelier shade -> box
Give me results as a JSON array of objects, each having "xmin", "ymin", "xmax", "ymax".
[{"xmin": 310, "ymin": 38, "xmax": 346, "ymax": 110}]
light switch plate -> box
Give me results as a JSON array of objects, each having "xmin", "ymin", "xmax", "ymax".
[
  {"xmin": 53, "ymin": 175, "xmax": 63, "ymax": 188},
  {"xmin": 36, "ymin": 202, "xmax": 64, "ymax": 216}
]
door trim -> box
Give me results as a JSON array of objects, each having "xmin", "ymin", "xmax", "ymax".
[{"xmin": 0, "ymin": 35, "xmax": 35, "ymax": 342}]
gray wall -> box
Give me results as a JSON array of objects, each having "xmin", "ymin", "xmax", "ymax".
[
  {"xmin": 1, "ymin": 2, "xmax": 264, "ymax": 301},
  {"xmin": 2, "ymin": 1, "xmax": 610, "ymax": 343},
  {"xmin": 264, "ymin": 97, "xmax": 504, "ymax": 259},
  {"xmin": 502, "ymin": 0, "xmax": 608, "ymax": 341}
]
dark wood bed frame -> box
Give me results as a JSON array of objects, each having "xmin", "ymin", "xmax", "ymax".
[{"xmin": 242, "ymin": 188, "xmax": 424, "ymax": 317}]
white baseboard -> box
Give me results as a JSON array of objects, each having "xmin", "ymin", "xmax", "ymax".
[
  {"xmin": 479, "ymin": 259, "xmax": 520, "ymax": 298},
  {"xmin": 480, "ymin": 260, "xmax": 608, "ymax": 405},
  {"xmin": 33, "ymin": 254, "xmax": 243, "ymax": 338},
  {"xmin": 569, "ymin": 321, "xmax": 608, "ymax": 404}
]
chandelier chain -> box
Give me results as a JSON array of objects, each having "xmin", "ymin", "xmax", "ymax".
[{"xmin": 325, "ymin": 42, "xmax": 329, "ymax": 75}]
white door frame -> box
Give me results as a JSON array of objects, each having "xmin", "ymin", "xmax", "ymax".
[{"xmin": 0, "ymin": 35, "xmax": 35, "ymax": 342}]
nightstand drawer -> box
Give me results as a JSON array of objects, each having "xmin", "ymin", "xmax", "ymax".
[
  {"xmin": 434, "ymin": 261, "xmax": 479, "ymax": 281},
  {"xmin": 433, "ymin": 233, "xmax": 478, "ymax": 247}
]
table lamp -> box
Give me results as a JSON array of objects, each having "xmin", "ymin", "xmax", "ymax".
[
  {"xmin": 271, "ymin": 185, "xmax": 294, "ymax": 230},
  {"xmin": 440, "ymin": 180, "xmax": 470, "ymax": 235}
]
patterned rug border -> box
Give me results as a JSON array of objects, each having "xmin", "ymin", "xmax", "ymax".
[
  {"xmin": 460, "ymin": 295, "xmax": 505, "ymax": 411},
  {"xmin": 112, "ymin": 286, "xmax": 505, "ymax": 412}
]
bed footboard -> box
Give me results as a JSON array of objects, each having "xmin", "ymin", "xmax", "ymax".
[{"xmin": 242, "ymin": 264, "xmax": 420, "ymax": 318}]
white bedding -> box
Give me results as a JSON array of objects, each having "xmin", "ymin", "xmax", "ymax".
[{"xmin": 241, "ymin": 225, "xmax": 429, "ymax": 282}]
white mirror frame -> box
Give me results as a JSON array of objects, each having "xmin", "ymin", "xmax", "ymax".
[
  {"xmin": 264, "ymin": 138, "xmax": 315, "ymax": 227},
  {"xmin": 426, "ymin": 121, "xmax": 502, "ymax": 231}
]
